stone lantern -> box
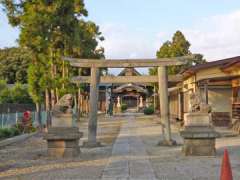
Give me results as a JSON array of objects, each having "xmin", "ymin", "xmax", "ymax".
[
  {"xmin": 44, "ymin": 94, "xmax": 83, "ymax": 158},
  {"xmin": 180, "ymin": 92, "xmax": 219, "ymax": 156}
]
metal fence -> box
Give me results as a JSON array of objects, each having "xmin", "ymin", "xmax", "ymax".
[{"xmin": 0, "ymin": 111, "xmax": 47, "ymax": 128}]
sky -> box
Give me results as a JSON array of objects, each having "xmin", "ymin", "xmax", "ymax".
[{"xmin": 1, "ymin": 1, "xmax": 240, "ymax": 74}]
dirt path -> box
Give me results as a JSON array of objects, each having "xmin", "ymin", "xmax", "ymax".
[{"xmin": 0, "ymin": 115, "xmax": 123, "ymax": 180}]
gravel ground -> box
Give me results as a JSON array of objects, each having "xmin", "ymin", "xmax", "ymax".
[
  {"xmin": 0, "ymin": 115, "xmax": 123, "ymax": 180},
  {"xmin": 0, "ymin": 114, "xmax": 239, "ymax": 180},
  {"xmin": 136, "ymin": 116, "xmax": 240, "ymax": 180}
]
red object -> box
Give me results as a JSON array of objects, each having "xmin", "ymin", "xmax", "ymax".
[
  {"xmin": 23, "ymin": 111, "xmax": 31, "ymax": 120},
  {"xmin": 220, "ymin": 149, "xmax": 233, "ymax": 180}
]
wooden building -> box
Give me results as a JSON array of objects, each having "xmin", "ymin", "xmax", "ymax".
[
  {"xmin": 79, "ymin": 68, "xmax": 153, "ymax": 114},
  {"xmin": 110, "ymin": 68, "xmax": 152, "ymax": 112},
  {"xmin": 169, "ymin": 56, "xmax": 240, "ymax": 126}
]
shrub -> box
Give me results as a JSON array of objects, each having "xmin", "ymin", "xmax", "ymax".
[
  {"xmin": 0, "ymin": 127, "xmax": 21, "ymax": 139},
  {"xmin": 121, "ymin": 104, "xmax": 127, "ymax": 112},
  {"xmin": 144, "ymin": 106, "xmax": 155, "ymax": 115}
]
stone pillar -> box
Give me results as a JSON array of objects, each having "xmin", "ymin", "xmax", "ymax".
[
  {"xmin": 87, "ymin": 67, "xmax": 100, "ymax": 147},
  {"xmin": 117, "ymin": 96, "xmax": 121, "ymax": 108},
  {"xmin": 153, "ymin": 85, "xmax": 156, "ymax": 111},
  {"xmin": 204, "ymin": 82, "xmax": 208, "ymax": 104},
  {"xmin": 158, "ymin": 66, "xmax": 175, "ymax": 145},
  {"xmin": 116, "ymin": 96, "xmax": 120, "ymax": 113},
  {"xmin": 139, "ymin": 96, "xmax": 143, "ymax": 108}
]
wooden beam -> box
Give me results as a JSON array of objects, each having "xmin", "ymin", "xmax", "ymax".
[
  {"xmin": 71, "ymin": 75, "xmax": 183, "ymax": 84},
  {"xmin": 63, "ymin": 56, "xmax": 191, "ymax": 68}
]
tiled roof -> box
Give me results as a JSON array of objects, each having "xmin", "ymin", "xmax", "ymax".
[{"xmin": 182, "ymin": 56, "xmax": 240, "ymax": 76}]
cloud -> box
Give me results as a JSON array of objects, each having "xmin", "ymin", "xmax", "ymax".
[
  {"xmin": 99, "ymin": 23, "xmax": 157, "ymax": 59},
  {"xmin": 183, "ymin": 10, "xmax": 240, "ymax": 61},
  {"xmin": 99, "ymin": 10, "xmax": 240, "ymax": 63}
]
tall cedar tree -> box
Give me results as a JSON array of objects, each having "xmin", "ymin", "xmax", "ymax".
[
  {"xmin": 2, "ymin": 0, "xmax": 104, "ymax": 127},
  {"xmin": 149, "ymin": 31, "xmax": 206, "ymax": 75}
]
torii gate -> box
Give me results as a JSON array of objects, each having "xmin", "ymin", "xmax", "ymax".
[{"xmin": 64, "ymin": 56, "xmax": 188, "ymax": 147}]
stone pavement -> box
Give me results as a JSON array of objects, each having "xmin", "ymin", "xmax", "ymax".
[{"xmin": 101, "ymin": 116, "xmax": 157, "ymax": 180}]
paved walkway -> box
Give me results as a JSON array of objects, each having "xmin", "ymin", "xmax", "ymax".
[{"xmin": 101, "ymin": 116, "xmax": 157, "ymax": 180}]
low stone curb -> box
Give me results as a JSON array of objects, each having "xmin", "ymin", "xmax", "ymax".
[
  {"xmin": 0, "ymin": 132, "xmax": 37, "ymax": 147},
  {"xmin": 218, "ymin": 132, "xmax": 239, "ymax": 138}
]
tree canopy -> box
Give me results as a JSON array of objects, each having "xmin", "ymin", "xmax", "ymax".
[
  {"xmin": 150, "ymin": 31, "xmax": 206, "ymax": 75},
  {"xmin": 1, "ymin": 0, "xmax": 105, "ymax": 105},
  {"xmin": 0, "ymin": 80, "xmax": 33, "ymax": 104},
  {"xmin": 1, "ymin": 0, "xmax": 105, "ymax": 126},
  {"xmin": 0, "ymin": 47, "xmax": 31, "ymax": 84}
]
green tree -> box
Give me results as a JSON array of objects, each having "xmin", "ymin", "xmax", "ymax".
[
  {"xmin": 150, "ymin": 30, "xmax": 206, "ymax": 75},
  {"xmin": 11, "ymin": 83, "xmax": 33, "ymax": 104},
  {"xmin": 171, "ymin": 31, "xmax": 190, "ymax": 56},
  {"xmin": 2, "ymin": 0, "xmax": 105, "ymax": 126},
  {"xmin": 0, "ymin": 47, "xmax": 31, "ymax": 84},
  {"xmin": 0, "ymin": 80, "xmax": 33, "ymax": 104}
]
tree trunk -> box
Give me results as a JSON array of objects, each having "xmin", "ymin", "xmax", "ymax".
[
  {"xmin": 51, "ymin": 89, "xmax": 55, "ymax": 108},
  {"xmin": 45, "ymin": 89, "xmax": 51, "ymax": 127},
  {"xmin": 50, "ymin": 58, "xmax": 56, "ymax": 108},
  {"xmin": 76, "ymin": 88, "xmax": 81, "ymax": 121},
  {"xmin": 36, "ymin": 102, "xmax": 42, "ymax": 129},
  {"xmin": 56, "ymin": 88, "xmax": 59, "ymax": 103},
  {"xmin": 62, "ymin": 60, "xmax": 65, "ymax": 89}
]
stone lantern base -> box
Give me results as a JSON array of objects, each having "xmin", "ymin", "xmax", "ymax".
[
  {"xmin": 180, "ymin": 126, "xmax": 219, "ymax": 156},
  {"xmin": 180, "ymin": 113, "xmax": 219, "ymax": 156},
  {"xmin": 44, "ymin": 127, "xmax": 83, "ymax": 158}
]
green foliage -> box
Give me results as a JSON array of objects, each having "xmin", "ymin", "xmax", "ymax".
[
  {"xmin": 1, "ymin": 0, "xmax": 105, "ymax": 105},
  {"xmin": 0, "ymin": 87, "xmax": 12, "ymax": 103},
  {"xmin": 0, "ymin": 47, "xmax": 31, "ymax": 84},
  {"xmin": 150, "ymin": 31, "xmax": 206, "ymax": 75},
  {"xmin": 0, "ymin": 127, "xmax": 20, "ymax": 139},
  {"xmin": 144, "ymin": 106, "xmax": 155, "ymax": 115},
  {"xmin": 11, "ymin": 83, "xmax": 33, "ymax": 104},
  {"xmin": 0, "ymin": 80, "xmax": 33, "ymax": 104},
  {"xmin": 27, "ymin": 62, "xmax": 45, "ymax": 104},
  {"xmin": 0, "ymin": 79, "xmax": 7, "ymax": 91},
  {"xmin": 121, "ymin": 104, "xmax": 128, "ymax": 112}
]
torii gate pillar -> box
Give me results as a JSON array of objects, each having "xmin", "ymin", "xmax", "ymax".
[
  {"xmin": 158, "ymin": 66, "xmax": 176, "ymax": 145},
  {"xmin": 84, "ymin": 67, "xmax": 101, "ymax": 147}
]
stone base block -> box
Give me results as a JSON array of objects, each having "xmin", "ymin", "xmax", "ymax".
[
  {"xmin": 48, "ymin": 147, "xmax": 80, "ymax": 158},
  {"xmin": 184, "ymin": 113, "xmax": 212, "ymax": 126},
  {"xmin": 82, "ymin": 141, "xmax": 102, "ymax": 148},
  {"xmin": 158, "ymin": 139, "xmax": 177, "ymax": 146},
  {"xmin": 182, "ymin": 138, "xmax": 216, "ymax": 156},
  {"xmin": 44, "ymin": 127, "xmax": 82, "ymax": 158},
  {"xmin": 47, "ymin": 139, "xmax": 79, "ymax": 148}
]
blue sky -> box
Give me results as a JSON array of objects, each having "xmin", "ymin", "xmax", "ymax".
[
  {"xmin": 86, "ymin": 0, "xmax": 240, "ymax": 32},
  {"xmin": 1, "ymin": 0, "xmax": 240, "ymax": 74}
]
